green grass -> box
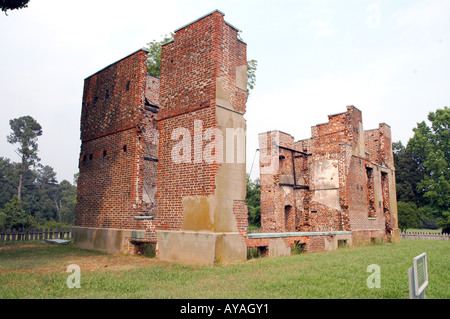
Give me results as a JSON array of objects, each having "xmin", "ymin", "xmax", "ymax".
[{"xmin": 0, "ymin": 239, "xmax": 448, "ymax": 299}]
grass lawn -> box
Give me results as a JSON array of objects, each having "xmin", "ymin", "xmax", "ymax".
[{"xmin": 0, "ymin": 239, "xmax": 448, "ymax": 299}]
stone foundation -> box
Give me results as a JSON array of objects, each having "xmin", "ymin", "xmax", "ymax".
[
  {"xmin": 72, "ymin": 226, "xmax": 145, "ymax": 254},
  {"xmin": 156, "ymin": 230, "xmax": 247, "ymax": 265},
  {"xmin": 247, "ymin": 231, "xmax": 353, "ymax": 256}
]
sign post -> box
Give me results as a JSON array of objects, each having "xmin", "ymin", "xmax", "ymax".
[{"xmin": 408, "ymin": 253, "xmax": 428, "ymax": 299}]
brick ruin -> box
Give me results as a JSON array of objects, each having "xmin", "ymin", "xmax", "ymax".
[
  {"xmin": 74, "ymin": 49, "xmax": 160, "ymax": 253},
  {"xmin": 74, "ymin": 10, "xmax": 249, "ymax": 264},
  {"xmin": 73, "ymin": 10, "xmax": 399, "ymax": 263},
  {"xmin": 248, "ymin": 106, "xmax": 400, "ymax": 255},
  {"xmin": 155, "ymin": 9, "xmax": 248, "ymax": 264}
]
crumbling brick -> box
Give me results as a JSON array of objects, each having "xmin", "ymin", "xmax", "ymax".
[{"xmin": 258, "ymin": 106, "xmax": 399, "ymax": 245}]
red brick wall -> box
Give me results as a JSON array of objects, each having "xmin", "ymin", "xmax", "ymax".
[
  {"xmin": 379, "ymin": 123, "xmax": 394, "ymax": 168},
  {"xmin": 364, "ymin": 124, "xmax": 394, "ymax": 168},
  {"xmin": 145, "ymin": 76, "xmax": 159, "ymax": 106},
  {"xmin": 364, "ymin": 129, "xmax": 381, "ymax": 163},
  {"xmin": 80, "ymin": 50, "xmax": 148, "ymax": 142},
  {"xmin": 311, "ymin": 112, "xmax": 348, "ymax": 155},
  {"xmin": 259, "ymin": 106, "xmax": 398, "ymax": 244},
  {"xmin": 234, "ymin": 200, "xmax": 249, "ymax": 234},
  {"xmin": 76, "ymin": 127, "xmax": 142, "ymax": 229},
  {"xmin": 155, "ymin": 107, "xmax": 219, "ymax": 231},
  {"xmin": 305, "ymin": 236, "xmax": 325, "ymax": 253},
  {"xmin": 156, "ymin": 11, "xmax": 248, "ymax": 234},
  {"xmin": 76, "ymin": 50, "xmax": 159, "ymax": 233},
  {"xmin": 246, "ymin": 236, "xmax": 309, "ymax": 249}
]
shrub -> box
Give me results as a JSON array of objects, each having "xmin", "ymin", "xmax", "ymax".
[
  {"xmin": 0, "ymin": 212, "xmax": 6, "ymax": 229},
  {"xmin": 397, "ymin": 201, "xmax": 421, "ymax": 232},
  {"xmin": 1, "ymin": 195, "xmax": 36, "ymax": 230},
  {"xmin": 42, "ymin": 220, "xmax": 71, "ymax": 230}
]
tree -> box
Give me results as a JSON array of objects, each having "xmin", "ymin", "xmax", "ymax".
[
  {"xmin": 143, "ymin": 34, "xmax": 258, "ymax": 92},
  {"xmin": 245, "ymin": 174, "xmax": 261, "ymax": 228},
  {"xmin": 0, "ymin": 211, "xmax": 6, "ymax": 229},
  {"xmin": 395, "ymin": 106, "xmax": 449, "ymax": 231},
  {"xmin": 35, "ymin": 166, "xmax": 77, "ymax": 224},
  {"xmin": 6, "ymin": 115, "xmax": 42, "ymax": 200},
  {"xmin": 73, "ymin": 172, "xmax": 80, "ymax": 187},
  {"xmin": 247, "ymin": 59, "xmax": 258, "ymax": 91},
  {"xmin": 1, "ymin": 0, "xmax": 30, "ymax": 15},
  {"xmin": 58, "ymin": 180, "xmax": 77, "ymax": 224},
  {"xmin": 393, "ymin": 141, "xmax": 425, "ymax": 206},
  {"xmin": 408, "ymin": 107, "xmax": 449, "ymax": 213},
  {"xmin": 1, "ymin": 195, "xmax": 35, "ymax": 229},
  {"xmin": 441, "ymin": 212, "xmax": 450, "ymax": 234},
  {"xmin": 397, "ymin": 201, "xmax": 421, "ymax": 232},
  {"xmin": 35, "ymin": 165, "xmax": 60, "ymax": 221},
  {"xmin": 1, "ymin": 117, "xmax": 78, "ymax": 227},
  {"xmin": 144, "ymin": 33, "xmax": 174, "ymax": 77},
  {"xmin": 0, "ymin": 157, "xmax": 20, "ymax": 209}
]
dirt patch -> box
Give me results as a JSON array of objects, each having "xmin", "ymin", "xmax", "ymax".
[
  {"xmin": 61, "ymin": 254, "xmax": 159, "ymax": 273},
  {"xmin": 0, "ymin": 244, "xmax": 159, "ymax": 275},
  {"xmin": 0, "ymin": 244, "xmax": 40, "ymax": 251}
]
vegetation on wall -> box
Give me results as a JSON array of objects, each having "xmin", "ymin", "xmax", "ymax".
[
  {"xmin": 143, "ymin": 34, "xmax": 258, "ymax": 92},
  {"xmin": 245, "ymin": 174, "xmax": 261, "ymax": 229}
]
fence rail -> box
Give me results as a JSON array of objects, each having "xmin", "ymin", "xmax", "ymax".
[
  {"xmin": 401, "ymin": 232, "xmax": 449, "ymax": 241},
  {"xmin": 0, "ymin": 228, "xmax": 72, "ymax": 242}
]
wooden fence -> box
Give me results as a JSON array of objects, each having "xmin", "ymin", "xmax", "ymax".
[
  {"xmin": 400, "ymin": 232, "xmax": 450, "ymax": 241},
  {"xmin": 0, "ymin": 228, "xmax": 72, "ymax": 242}
]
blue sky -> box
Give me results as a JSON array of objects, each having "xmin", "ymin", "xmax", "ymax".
[{"xmin": 0, "ymin": 0, "xmax": 449, "ymax": 182}]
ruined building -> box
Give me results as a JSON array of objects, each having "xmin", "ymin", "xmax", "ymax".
[
  {"xmin": 75, "ymin": 49, "xmax": 160, "ymax": 253},
  {"xmin": 74, "ymin": 10, "xmax": 399, "ymax": 263},
  {"xmin": 74, "ymin": 10, "xmax": 249, "ymax": 264},
  {"xmin": 247, "ymin": 106, "xmax": 400, "ymax": 256}
]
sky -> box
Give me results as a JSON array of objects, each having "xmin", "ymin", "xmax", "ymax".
[{"xmin": 0, "ymin": 0, "xmax": 449, "ymax": 183}]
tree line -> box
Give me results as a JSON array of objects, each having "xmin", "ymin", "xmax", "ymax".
[
  {"xmin": 395, "ymin": 107, "xmax": 449, "ymax": 233},
  {"xmin": 0, "ymin": 116, "xmax": 77, "ymax": 230}
]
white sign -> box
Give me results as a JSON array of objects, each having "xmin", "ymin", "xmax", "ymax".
[
  {"xmin": 409, "ymin": 253, "xmax": 428, "ymax": 299},
  {"xmin": 413, "ymin": 253, "xmax": 428, "ymax": 296}
]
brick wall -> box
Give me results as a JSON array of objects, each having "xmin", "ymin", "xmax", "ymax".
[
  {"xmin": 76, "ymin": 50, "xmax": 160, "ymax": 235},
  {"xmin": 259, "ymin": 106, "xmax": 399, "ymax": 244},
  {"xmin": 80, "ymin": 50, "xmax": 148, "ymax": 142},
  {"xmin": 77, "ymin": 128, "xmax": 140, "ymax": 229},
  {"xmin": 246, "ymin": 236, "xmax": 309, "ymax": 249},
  {"xmin": 155, "ymin": 10, "xmax": 248, "ymax": 235}
]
